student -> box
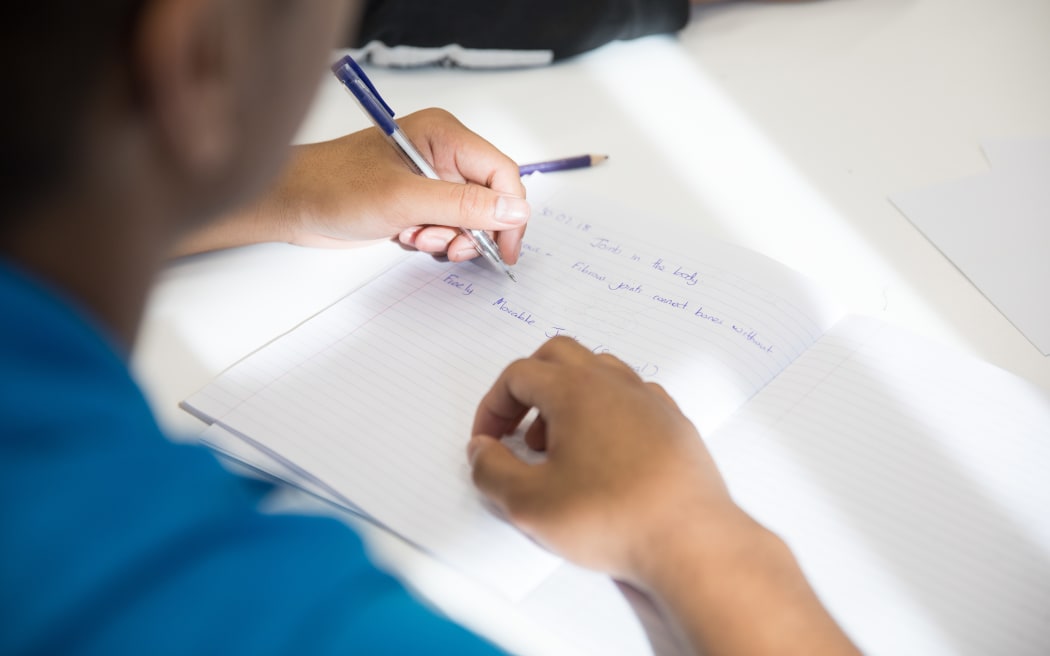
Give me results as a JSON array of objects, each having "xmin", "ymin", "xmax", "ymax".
[
  {"xmin": 0, "ymin": 1, "xmax": 856, "ymax": 654},
  {"xmin": 351, "ymin": 0, "xmax": 804, "ymax": 68}
]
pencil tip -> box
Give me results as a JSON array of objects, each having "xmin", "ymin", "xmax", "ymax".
[{"xmin": 592, "ymin": 154, "xmax": 609, "ymax": 165}]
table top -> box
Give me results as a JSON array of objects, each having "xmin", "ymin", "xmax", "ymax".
[{"xmin": 132, "ymin": 1, "xmax": 1050, "ymax": 652}]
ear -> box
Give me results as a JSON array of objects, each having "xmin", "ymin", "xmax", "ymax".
[{"xmin": 132, "ymin": 0, "xmax": 237, "ymax": 181}]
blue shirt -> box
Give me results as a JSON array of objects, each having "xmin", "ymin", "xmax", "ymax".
[{"xmin": 0, "ymin": 260, "xmax": 500, "ymax": 654}]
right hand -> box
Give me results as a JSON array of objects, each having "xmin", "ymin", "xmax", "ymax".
[
  {"xmin": 467, "ymin": 336, "xmax": 745, "ymax": 583},
  {"xmin": 280, "ymin": 108, "xmax": 529, "ymax": 262},
  {"xmin": 175, "ymin": 108, "xmax": 529, "ymax": 261}
]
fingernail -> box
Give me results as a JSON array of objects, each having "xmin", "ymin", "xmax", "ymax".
[{"xmin": 494, "ymin": 195, "xmax": 530, "ymax": 226}]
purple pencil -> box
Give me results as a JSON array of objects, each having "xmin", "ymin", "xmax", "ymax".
[{"xmin": 518, "ymin": 154, "xmax": 608, "ymax": 176}]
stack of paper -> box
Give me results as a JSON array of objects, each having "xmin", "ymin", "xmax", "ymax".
[{"xmin": 891, "ymin": 137, "xmax": 1050, "ymax": 355}]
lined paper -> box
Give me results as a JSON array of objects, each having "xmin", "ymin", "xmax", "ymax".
[
  {"xmin": 183, "ymin": 182, "xmax": 843, "ymax": 600},
  {"xmin": 709, "ymin": 316, "xmax": 1050, "ymax": 655},
  {"xmin": 183, "ymin": 183, "xmax": 1050, "ymax": 652}
]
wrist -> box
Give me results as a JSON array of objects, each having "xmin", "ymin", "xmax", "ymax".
[
  {"xmin": 628, "ymin": 506, "xmax": 857, "ymax": 654},
  {"xmin": 628, "ymin": 503, "xmax": 781, "ymax": 595}
]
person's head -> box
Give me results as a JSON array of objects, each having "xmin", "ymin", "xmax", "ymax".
[{"xmin": 1, "ymin": 0, "xmax": 362, "ymax": 243}]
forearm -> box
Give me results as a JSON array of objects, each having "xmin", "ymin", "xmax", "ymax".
[
  {"xmin": 171, "ymin": 151, "xmax": 302, "ymax": 257},
  {"xmin": 637, "ymin": 512, "xmax": 859, "ymax": 656},
  {"xmin": 171, "ymin": 201, "xmax": 282, "ymax": 257},
  {"xmin": 172, "ymin": 112, "xmax": 528, "ymax": 259}
]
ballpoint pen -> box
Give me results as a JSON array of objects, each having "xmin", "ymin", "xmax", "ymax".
[
  {"xmin": 330, "ymin": 54, "xmax": 517, "ymax": 282},
  {"xmin": 519, "ymin": 154, "xmax": 608, "ymax": 176}
]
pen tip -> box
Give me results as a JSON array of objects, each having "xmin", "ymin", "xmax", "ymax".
[{"xmin": 506, "ymin": 270, "xmax": 518, "ymax": 283}]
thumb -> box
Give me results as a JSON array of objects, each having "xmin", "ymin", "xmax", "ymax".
[
  {"xmin": 468, "ymin": 434, "xmax": 537, "ymax": 518},
  {"xmin": 415, "ymin": 179, "xmax": 530, "ymax": 232}
]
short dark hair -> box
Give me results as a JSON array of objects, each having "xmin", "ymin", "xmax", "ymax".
[{"xmin": 1, "ymin": 2, "xmax": 142, "ymax": 221}]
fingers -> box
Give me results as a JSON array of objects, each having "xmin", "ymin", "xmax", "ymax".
[
  {"xmin": 471, "ymin": 337, "xmax": 631, "ymax": 441},
  {"xmin": 468, "ymin": 434, "xmax": 538, "ymax": 518},
  {"xmin": 453, "ymin": 230, "xmax": 525, "ymax": 265},
  {"xmin": 388, "ymin": 179, "xmax": 528, "ymax": 263},
  {"xmin": 467, "ymin": 336, "xmax": 722, "ymax": 576},
  {"xmin": 472, "ymin": 356, "xmax": 559, "ymax": 439},
  {"xmin": 646, "ymin": 381, "xmax": 682, "ymax": 412},
  {"xmin": 405, "ymin": 178, "xmax": 529, "ymax": 234},
  {"xmin": 524, "ymin": 414, "xmax": 548, "ymax": 452},
  {"xmin": 494, "ymin": 226, "xmax": 526, "ymax": 265},
  {"xmin": 386, "ymin": 177, "xmax": 528, "ymax": 235},
  {"xmin": 399, "ymin": 226, "xmax": 524, "ymax": 265},
  {"xmin": 275, "ymin": 108, "xmax": 530, "ymax": 253},
  {"xmin": 530, "ymin": 334, "xmax": 596, "ymax": 364},
  {"xmin": 406, "ymin": 108, "xmax": 526, "ymax": 199},
  {"xmin": 446, "ymin": 233, "xmax": 483, "ymax": 262},
  {"xmin": 533, "ymin": 337, "xmax": 639, "ymax": 384},
  {"xmin": 395, "ymin": 109, "xmax": 530, "ymax": 264}
]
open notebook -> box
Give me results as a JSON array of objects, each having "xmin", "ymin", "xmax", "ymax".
[{"xmin": 183, "ymin": 180, "xmax": 1050, "ymax": 654}]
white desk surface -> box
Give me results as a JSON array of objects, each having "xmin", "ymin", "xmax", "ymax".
[{"xmin": 132, "ymin": 0, "xmax": 1050, "ymax": 653}]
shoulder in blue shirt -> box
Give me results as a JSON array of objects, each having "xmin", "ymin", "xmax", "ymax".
[{"xmin": 0, "ymin": 260, "xmax": 500, "ymax": 655}]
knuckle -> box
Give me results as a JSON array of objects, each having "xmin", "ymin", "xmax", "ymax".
[
  {"xmin": 431, "ymin": 107, "xmax": 457, "ymax": 123},
  {"xmin": 594, "ymin": 352, "xmax": 639, "ymax": 379},
  {"xmin": 644, "ymin": 381, "xmax": 666, "ymax": 393},
  {"xmin": 543, "ymin": 335, "xmax": 582, "ymax": 353},
  {"xmin": 418, "ymin": 106, "xmax": 455, "ymax": 127},
  {"xmin": 593, "ymin": 352, "xmax": 623, "ymax": 366}
]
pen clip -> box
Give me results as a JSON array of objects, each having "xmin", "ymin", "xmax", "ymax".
[{"xmin": 331, "ymin": 55, "xmax": 399, "ymax": 134}]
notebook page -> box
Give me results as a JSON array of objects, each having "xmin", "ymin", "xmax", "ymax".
[
  {"xmin": 181, "ymin": 253, "xmax": 412, "ymax": 424},
  {"xmin": 197, "ymin": 423, "xmax": 363, "ymax": 513},
  {"xmin": 184, "ymin": 184, "xmax": 843, "ymax": 600},
  {"xmin": 204, "ymin": 417, "xmax": 685, "ymax": 656},
  {"xmin": 708, "ymin": 316, "xmax": 1050, "ymax": 655}
]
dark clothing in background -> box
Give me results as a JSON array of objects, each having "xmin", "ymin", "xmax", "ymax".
[{"xmin": 351, "ymin": 0, "xmax": 690, "ymax": 67}]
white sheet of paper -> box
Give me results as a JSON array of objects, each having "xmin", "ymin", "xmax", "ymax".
[
  {"xmin": 183, "ymin": 181, "xmax": 843, "ymax": 600},
  {"xmin": 890, "ymin": 161, "xmax": 1050, "ymax": 355},
  {"xmin": 981, "ymin": 136, "xmax": 1050, "ymax": 170},
  {"xmin": 708, "ymin": 315, "xmax": 1050, "ymax": 655}
]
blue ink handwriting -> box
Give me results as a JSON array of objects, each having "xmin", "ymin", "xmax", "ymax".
[
  {"xmin": 651, "ymin": 294, "xmax": 689, "ymax": 310},
  {"xmin": 492, "ymin": 298, "xmax": 536, "ymax": 326},
  {"xmin": 442, "ymin": 273, "xmax": 474, "ymax": 296},
  {"xmin": 731, "ymin": 325, "xmax": 774, "ymax": 353},
  {"xmin": 590, "ymin": 237, "xmax": 622, "ymax": 254},
  {"xmin": 693, "ymin": 306, "xmax": 724, "ymax": 325},
  {"xmin": 571, "ymin": 261, "xmax": 607, "ymax": 282},
  {"xmin": 608, "ymin": 280, "xmax": 643, "ymax": 293}
]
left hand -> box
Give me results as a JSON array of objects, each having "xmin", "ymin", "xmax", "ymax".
[
  {"xmin": 468, "ymin": 337, "xmax": 732, "ymax": 580},
  {"xmin": 175, "ymin": 108, "xmax": 529, "ymax": 261}
]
